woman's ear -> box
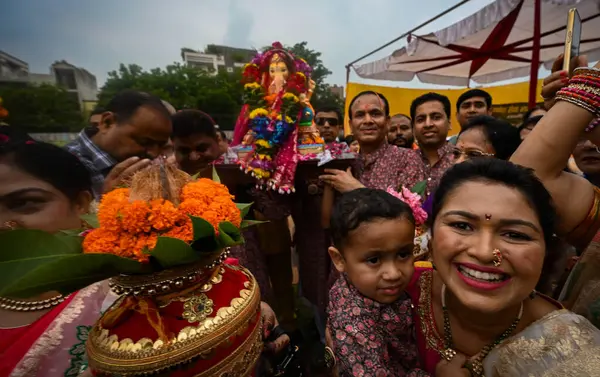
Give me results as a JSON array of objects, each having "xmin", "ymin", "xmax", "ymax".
[
  {"xmin": 328, "ymin": 246, "xmax": 346, "ymax": 273},
  {"xmin": 74, "ymin": 191, "xmax": 93, "ymax": 215}
]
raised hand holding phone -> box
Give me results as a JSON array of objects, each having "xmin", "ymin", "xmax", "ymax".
[{"xmin": 562, "ymin": 8, "xmax": 582, "ymax": 75}]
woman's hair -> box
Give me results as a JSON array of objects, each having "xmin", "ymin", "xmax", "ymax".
[
  {"xmin": 331, "ymin": 188, "xmax": 414, "ymax": 251},
  {"xmin": 518, "ymin": 115, "xmax": 543, "ymax": 133},
  {"xmin": 0, "ymin": 127, "xmax": 92, "ymax": 201},
  {"xmin": 522, "ymin": 105, "xmax": 545, "ymax": 123},
  {"xmin": 344, "ymin": 135, "xmax": 355, "ymax": 145},
  {"xmin": 459, "ymin": 115, "xmax": 521, "ymax": 160},
  {"xmin": 431, "ymin": 159, "xmax": 560, "ymax": 289}
]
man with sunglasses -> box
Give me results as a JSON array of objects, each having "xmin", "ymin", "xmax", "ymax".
[{"xmin": 315, "ymin": 107, "xmax": 343, "ymax": 144}]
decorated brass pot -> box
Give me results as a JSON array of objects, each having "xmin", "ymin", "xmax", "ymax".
[{"xmin": 86, "ymin": 253, "xmax": 262, "ymax": 376}]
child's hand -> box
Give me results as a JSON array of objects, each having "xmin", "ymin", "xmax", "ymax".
[{"xmin": 435, "ymin": 353, "xmax": 472, "ymax": 377}]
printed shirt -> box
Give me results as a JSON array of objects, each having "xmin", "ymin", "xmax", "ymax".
[
  {"xmin": 65, "ymin": 128, "xmax": 117, "ymax": 200},
  {"xmin": 327, "ymin": 275, "xmax": 429, "ymax": 377},
  {"xmin": 403, "ymin": 143, "xmax": 455, "ymax": 196},
  {"xmin": 354, "ymin": 143, "xmax": 417, "ymax": 191}
]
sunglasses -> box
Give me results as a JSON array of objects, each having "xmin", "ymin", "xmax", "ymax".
[{"xmin": 316, "ymin": 117, "xmax": 339, "ymax": 127}]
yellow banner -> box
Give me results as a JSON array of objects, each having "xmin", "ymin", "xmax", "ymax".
[{"xmin": 344, "ymin": 80, "xmax": 543, "ymax": 136}]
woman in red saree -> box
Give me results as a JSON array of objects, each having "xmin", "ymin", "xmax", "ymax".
[{"xmin": 0, "ymin": 133, "xmax": 113, "ymax": 377}]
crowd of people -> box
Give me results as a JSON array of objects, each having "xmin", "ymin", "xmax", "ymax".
[{"xmin": 1, "ymin": 54, "xmax": 600, "ymax": 376}]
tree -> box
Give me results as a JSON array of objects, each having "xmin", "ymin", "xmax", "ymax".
[
  {"xmin": 98, "ymin": 42, "xmax": 343, "ymax": 129},
  {"xmin": 0, "ymin": 83, "xmax": 84, "ymax": 132},
  {"xmin": 284, "ymin": 42, "xmax": 344, "ymax": 112},
  {"xmin": 98, "ymin": 63, "xmax": 244, "ymax": 130},
  {"xmin": 204, "ymin": 44, "xmax": 222, "ymax": 55}
]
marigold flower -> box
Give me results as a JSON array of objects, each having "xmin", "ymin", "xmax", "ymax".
[
  {"xmin": 282, "ymin": 93, "xmax": 299, "ymax": 102},
  {"xmin": 249, "ymin": 108, "xmax": 269, "ymax": 119},
  {"xmin": 97, "ymin": 188, "xmax": 129, "ymax": 232},
  {"xmin": 164, "ymin": 215, "xmax": 194, "ymax": 243},
  {"xmin": 120, "ymin": 200, "xmax": 151, "ymax": 233},
  {"xmin": 83, "ymin": 229, "xmax": 120, "ymax": 255},
  {"xmin": 83, "ymin": 177, "xmax": 240, "ymax": 263},
  {"xmin": 148, "ymin": 199, "xmax": 179, "ymax": 231}
]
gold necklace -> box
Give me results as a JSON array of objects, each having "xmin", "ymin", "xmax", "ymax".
[
  {"xmin": 441, "ymin": 284, "xmax": 522, "ymax": 377},
  {"xmin": 0, "ymin": 294, "xmax": 66, "ymax": 312}
]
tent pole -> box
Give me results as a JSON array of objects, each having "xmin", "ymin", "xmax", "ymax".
[
  {"xmin": 528, "ymin": 0, "xmax": 542, "ymax": 108},
  {"xmin": 345, "ymin": 0, "xmax": 474, "ymax": 70}
]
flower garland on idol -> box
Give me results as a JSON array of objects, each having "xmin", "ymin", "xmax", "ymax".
[
  {"xmin": 232, "ymin": 42, "xmax": 323, "ymax": 193},
  {"xmin": 387, "ymin": 181, "xmax": 430, "ymax": 259}
]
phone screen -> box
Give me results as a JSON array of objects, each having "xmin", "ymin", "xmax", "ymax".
[{"xmin": 563, "ymin": 8, "xmax": 582, "ymax": 72}]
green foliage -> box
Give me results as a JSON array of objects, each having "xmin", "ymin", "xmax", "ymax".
[
  {"xmin": 0, "ymin": 83, "xmax": 85, "ymax": 132},
  {"xmin": 99, "ymin": 42, "xmax": 343, "ymax": 130},
  {"xmin": 98, "ymin": 63, "xmax": 243, "ymax": 130},
  {"xmin": 0, "ymin": 229, "xmax": 147, "ymax": 298},
  {"xmin": 285, "ymin": 42, "xmax": 344, "ymax": 113},
  {"xmin": 204, "ymin": 44, "xmax": 222, "ymax": 55},
  {"xmin": 410, "ymin": 180, "xmax": 428, "ymax": 197}
]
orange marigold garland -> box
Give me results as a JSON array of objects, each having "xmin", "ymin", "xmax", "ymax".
[{"xmin": 83, "ymin": 176, "xmax": 241, "ymax": 263}]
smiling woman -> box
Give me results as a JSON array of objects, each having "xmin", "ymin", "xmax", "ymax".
[{"xmin": 406, "ymin": 158, "xmax": 600, "ymax": 376}]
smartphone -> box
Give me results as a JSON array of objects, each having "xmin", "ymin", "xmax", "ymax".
[{"xmin": 563, "ymin": 8, "xmax": 582, "ymax": 73}]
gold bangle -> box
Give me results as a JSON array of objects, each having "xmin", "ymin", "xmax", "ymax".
[
  {"xmin": 573, "ymin": 67, "xmax": 600, "ymax": 78},
  {"xmin": 556, "ymin": 94, "xmax": 598, "ymax": 116},
  {"xmin": 569, "ymin": 83, "xmax": 600, "ymax": 96}
]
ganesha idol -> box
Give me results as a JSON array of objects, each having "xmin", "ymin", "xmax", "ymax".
[{"xmin": 231, "ymin": 42, "xmax": 325, "ymax": 193}]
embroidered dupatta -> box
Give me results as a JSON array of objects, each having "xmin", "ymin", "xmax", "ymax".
[{"xmin": 2, "ymin": 282, "xmax": 113, "ymax": 377}]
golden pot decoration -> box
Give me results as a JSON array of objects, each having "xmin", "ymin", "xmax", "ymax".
[{"xmin": 86, "ymin": 260, "xmax": 262, "ymax": 376}]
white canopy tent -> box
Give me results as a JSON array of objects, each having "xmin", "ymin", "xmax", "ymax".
[{"xmin": 351, "ymin": 0, "xmax": 600, "ymax": 105}]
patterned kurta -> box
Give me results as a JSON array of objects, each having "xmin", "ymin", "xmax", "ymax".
[
  {"xmin": 328, "ymin": 275, "xmax": 429, "ymax": 377},
  {"xmin": 354, "ymin": 143, "xmax": 418, "ymax": 191},
  {"xmin": 402, "ymin": 143, "xmax": 455, "ymax": 197}
]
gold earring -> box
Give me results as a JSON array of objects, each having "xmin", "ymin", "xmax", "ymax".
[{"xmin": 492, "ymin": 249, "xmax": 502, "ymax": 267}]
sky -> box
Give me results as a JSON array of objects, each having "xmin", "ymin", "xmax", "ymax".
[{"xmin": 0, "ymin": 0, "xmax": 499, "ymax": 89}]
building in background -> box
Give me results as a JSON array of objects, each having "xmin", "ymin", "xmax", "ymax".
[
  {"xmin": 182, "ymin": 45, "xmax": 256, "ymax": 74},
  {"xmin": 0, "ymin": 50, "xmax": 29, "ymax": 83},
  {"xmin": 52, "ymin": 60, "xmax": 98, "ymax": 110},
  {"xmin": 0, "ymin": 50, "xmax": 97, "ymax": 111},
  {"xmin": 330, "ymin": 84, "xmax": 345, "ymax": 98}
]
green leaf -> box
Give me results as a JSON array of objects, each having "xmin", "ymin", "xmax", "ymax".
[
  {"xmin": 190, "ymin": 215, "xmax": 216, "ymax": 240},
  {"xmin": 241, "ymin": 219, "xmax": 267, "ymax": 228},
  {"xmin": 80, "ymin": 214, "xmax": 99, "ymax": 228},
  {"xmin": 0, "ymin": 253, "xmax": 147, "ymax": 298},
  {"xmin": 212, "ymin": 165, "xmax": 221, "ymax": 183},
  {"xmin": 191, "ymin": 172, "xmax": 200, "ymax": 180},
  {"xmin": 149, "ymin": 237, "xmax": 199, "ymax": 269},
  {"xmin": 0, "ymin": 229, "xmax": 81, "ymax": 261},
  {"xmin": 217, "ymin": 221, "xmax": 244, "ymax": 247},
  {"xmin": 189, "ymin": 215, "xmax": 220, "ymax": 252},
  {"xmin": 410, "ymin": 180, "xmax": 428, "ymax": 197},
  {"xmin": 60, "ymin": 229, "xmax": 84, "ymax": 237},
  {"xmin": 236, "ymin": 203, "xmax": 253, "ymax": 219}
]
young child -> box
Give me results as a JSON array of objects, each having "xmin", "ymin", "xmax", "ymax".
[{"xmin": 326, "ymin": 188, "xmax": 427, "ymax": 376}]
